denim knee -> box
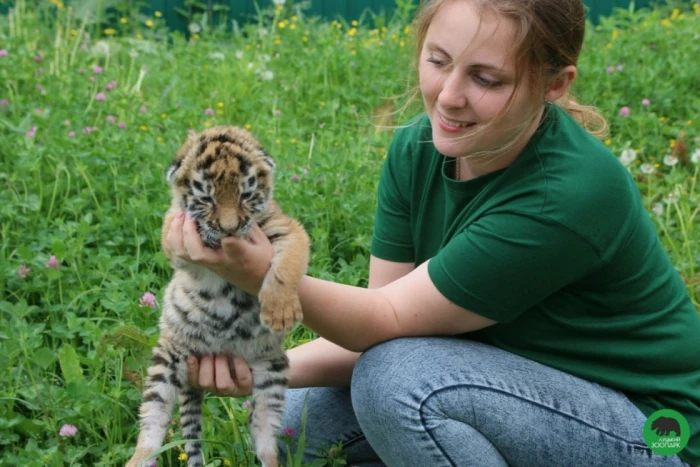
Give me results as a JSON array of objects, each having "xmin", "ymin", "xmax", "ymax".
[{"xmin": 351, "ymin": 339, "xmax": 418, "ymax": 432}]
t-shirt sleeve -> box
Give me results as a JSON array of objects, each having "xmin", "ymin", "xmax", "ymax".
[
  {"xmin": 428, "ymin": 212, "xmax": 601, "ymax": 322},
  {"xmin": 370, "ymin": 134, "xmax": 415, "ymax": 263}
]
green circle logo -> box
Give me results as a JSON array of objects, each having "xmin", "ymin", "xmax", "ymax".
[{"xmin": 643, "ymin": 409, "xmax": 690, "ymax": 456}]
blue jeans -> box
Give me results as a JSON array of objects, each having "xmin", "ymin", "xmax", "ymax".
[{"xmin": 279, "ymin": 337, "xmax": 691, "ymax": 467}]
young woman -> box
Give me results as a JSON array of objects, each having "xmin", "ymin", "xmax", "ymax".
[{"xmin": 167, "ymin": 0, "xmax": 700, "ymax": 465}]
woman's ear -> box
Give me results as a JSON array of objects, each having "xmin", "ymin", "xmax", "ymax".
[{"xmin": 545, "ymin": 65, "xmax": 577, "ymax": 102}]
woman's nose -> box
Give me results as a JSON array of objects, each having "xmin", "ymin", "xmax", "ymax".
[{"xmin": 438, "ymin": 72, "xmax": 468, "ymax": 109}]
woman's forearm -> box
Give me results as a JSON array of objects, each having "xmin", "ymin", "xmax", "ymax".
[
  {"xmin": 287, "ymin": 337, "xmax": 361, "ymax": 388},
  {"xmin": 297, "ymin": 276, "xmax": 400, "ymax": 352}
]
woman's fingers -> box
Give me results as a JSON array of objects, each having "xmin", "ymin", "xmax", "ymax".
[
  {"xmin": 186, "ymin": 355, "xmax": 251, "ymax": 397},
  {"xmin": 167, "ymin": 212, "xmax": 189, "ymax": 259},
  {"xmin": 186, "ymin": 356, "xmax": 200, "ymax": 386},
  {"xmin": 214, "ymin": 354, "xmax": 237, "ymax": 394},
  {"xmin": 196, "ymin": 355, "xmax": 215, "ymax": 389},
  {"xmin": 231, "ymin": 356, "xmax": 253, "ymax": 396}
]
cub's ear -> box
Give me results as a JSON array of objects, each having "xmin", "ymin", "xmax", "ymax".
[
  {"xmin": 166, "ymin": 158, "xmax": 183, "ymax": 185},
  {"xmin": 260, "ymin": 149, "xmax": 275, "ymax": 171}
]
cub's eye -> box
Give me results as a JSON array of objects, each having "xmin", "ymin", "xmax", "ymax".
[
  {"xmin": 200, "ymin": 196, "xmax": 214, "ymax": 205},
  {"xmin": 241, "ymin": 192, "xmax": 253, "ymax": 201}
]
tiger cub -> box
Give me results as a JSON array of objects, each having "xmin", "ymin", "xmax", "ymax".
[{"xmin": 126, "ymin": 126, "xmax": 310, "ymax": 467}]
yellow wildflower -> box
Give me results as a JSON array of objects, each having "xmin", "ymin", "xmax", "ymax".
[
  {"xmin": 192, "ymin": 34, "xmax": 200, "ymax": 40},
  {"xmin": 687, "ymin": 120, "xmax": 693, "ymax": 126},
  {"xmin": 348, "ymin": 27, "xmax": 357, "ymax": 37},
  {"xmin": 670, "ymin": 139, "xmax": 676, "ymax": 149},
  {"xmin": 224, "ymin": 460, "xmax": 231, "ymax": 467},
  {"xmin": 659, "ymin": 116, "xmax": 667, "ymax": 122},
  {"xmin": 404, "ymin": 25, "xmax": 412, "ymax": 35},
  {"xmin": 290, "ymin": 24, "xmax": 296, "ymax": 30},
  {"xmin": 671, "ymin": 8, "xmax": 680, "ymax": 19},
  {"xmin": 278, "ymin": 21, "xmax": 286, "ymax": 29},
  {"xmin": 217, "ymin": 102, "xmax": 224, "ymax": 108},
  {"xmin": 604, "ymin": 138, "xmax": 612, "ymax": 146},
  {"xmin": 276, "ymin": 139, "xmax": 281, "ymax": 144},
  {"xmin": 157, "ymin": 136, "xmax": 164, "ymax": 142},
  {"xmin": 245, "ymin": 123, "xmax": 252, "ymax": 130},
  {"xmin": 104, "ymin": 28, "xmax": 116, "ymax": 35},
  {"xmin": 352, "ymin": 20, "xmax": 358, "ymax": 26},
  {"xmin": 161, "ymin": 113, "xmax": 168, "ymax": 119},
  {"xmin": 400, "ymin": 40, "xmax": 405, "ymax": 48},
  {"xmin": 292, "ymin": 15, "xmax": 298, "ymax": 22},
  {"xmin": 179, "ymin": 452, "xmax": 188, "ymax": 461},
  {"xmin": 140, "ymin": 125, "xmax": 148, "ymax": 131},
  {"xmin": 290, "ymin": 138, "xmax": 298, "ymax": 143},
  {"xmin": 136, "ymin": 33, "xmax": 143, "ymax": 40},
  {"xmin": 155, "ymin": 10, "xmax": 162, "ymax": 17},
  {"xmin": 145, "ymin": 19, "xmax": 153, "ymax": 27},
  {"xmin": 611, "ymin": 29, "xmax": 620, "ymax": 40},
  {"xmin": 660, "ymin": 19, "xmax": 672, "ymax": 27},
  {"xmin": 216, "ymin": 110, "xmax": 224, "ymax": 116},
  {"xmin": 120, "ymin": 17, "xmax": 128, "ymax": 24}
]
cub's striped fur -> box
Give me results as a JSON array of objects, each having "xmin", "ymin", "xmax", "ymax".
[{"xmin": 126, "ymin": 126, "xmax": 310, "ymax": 467}]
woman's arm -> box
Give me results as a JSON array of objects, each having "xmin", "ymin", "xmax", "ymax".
[
  {"xmin": 171, "ymin": 215, "xmax": 495, "ymax": 353},
  {"xmin": 286, "ymin": 256, "xmax": 415, "ymax": 387},
  {"xmin": 297, "ymin": 262, "xmax": 496, "ymax": 352}
]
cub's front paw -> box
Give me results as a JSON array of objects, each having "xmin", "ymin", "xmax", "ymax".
[{"xmin": 258, "ymin": 288, "xmax": 303, "ymax": 332}]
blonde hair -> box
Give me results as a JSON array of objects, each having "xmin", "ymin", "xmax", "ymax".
[{"xmin": 405, "ymin": 0, "xmax": 607, "ymax": 161}]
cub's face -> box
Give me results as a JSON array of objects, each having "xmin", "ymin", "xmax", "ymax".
[{"xmin": 167, "ymin": 126, "xmax": 275, "ymax": 248}]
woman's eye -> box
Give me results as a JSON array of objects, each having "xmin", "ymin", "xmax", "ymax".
[
  {"xmin": 427, "ymin": 55, "xmax": 445, "ymax": 68},
  {"xmin": 475, "ymin": 74, "xmax": 501, "ymax": 88}
]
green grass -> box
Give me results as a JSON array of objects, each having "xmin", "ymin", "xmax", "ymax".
[{"xmin": 1, "ymin": 0, "xmax": 699, "ymax": 465}]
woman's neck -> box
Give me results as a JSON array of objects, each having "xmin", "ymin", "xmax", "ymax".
[{"xmin": 457, "ymin": 105, "xmax": 546, "ymax": 181}]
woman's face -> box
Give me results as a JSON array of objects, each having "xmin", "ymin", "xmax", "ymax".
[{"xmin": 419, "ymin": 0, "xmax": 537, "ymax": 160}]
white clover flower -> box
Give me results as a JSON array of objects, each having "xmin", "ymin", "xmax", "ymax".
[
  {"xmin": 235, "ymin": 50, "xmax": 244, "ymax": 60},
  {"xmin": 691, "ymin": 148, "xmax": 700, "ymax": 164},
  {"xmin": 273, "ymin": 0, "xmax": 286, "ymax": 5},
  {"xmin": 92, "ymin": 40, "xmax": 111, "ymax": 58},
  {"xmin": 208, "ymin": 52, "xmax": 225, "ymax": 60},
  {"xmin": 640, "ymin": 163, "xmax": 654, "ymax": 174},
  {"xmin": 663, "ymin": 154, "xmax": 678, "ymax": 166},
  {"xmin": 652, "ymin": 203, "xmax": 664, "ymax": 216},
  {"xmin": 247, "ymin": 62, "xmax": 254, "ymax": 69},
  {"xmin": 188, "ymin": 22, "xmax": 201, "ymax": 34},
  {"xmin": 619, "ymin": 148, "xmax": 637, "ymax": 166},
  {"xmin": 261, "ymin": 70, "xmax": 274, "ymax": 80},
  {"xmin": 261, "ymin": 54, "xmax": 271, "ymax": 63}
]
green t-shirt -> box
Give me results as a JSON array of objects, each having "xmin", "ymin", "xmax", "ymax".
[{"xmin": 371, "ymin": 104, "xmax": 700, "ymax": 465}]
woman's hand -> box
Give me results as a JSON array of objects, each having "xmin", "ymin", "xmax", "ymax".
[
  {"xmin": 186, "ymin": 355, "xmax": 253, "ymax": 398},
  {"xmin": 166, "ymin": 211, "xmax": 274, "ymax": 295}
]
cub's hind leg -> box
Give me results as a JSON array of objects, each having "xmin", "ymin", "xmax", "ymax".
[
  {"xmin": 248, "ymin": 353, "xmax": 290, "ymax": 467},
  {"xmin": 126, "ymin": 346, "xmax": 188, "ymax": 467},
  {"xmin": 179, "ymin": 387, "xmax": 205, "ymax": 467}
]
